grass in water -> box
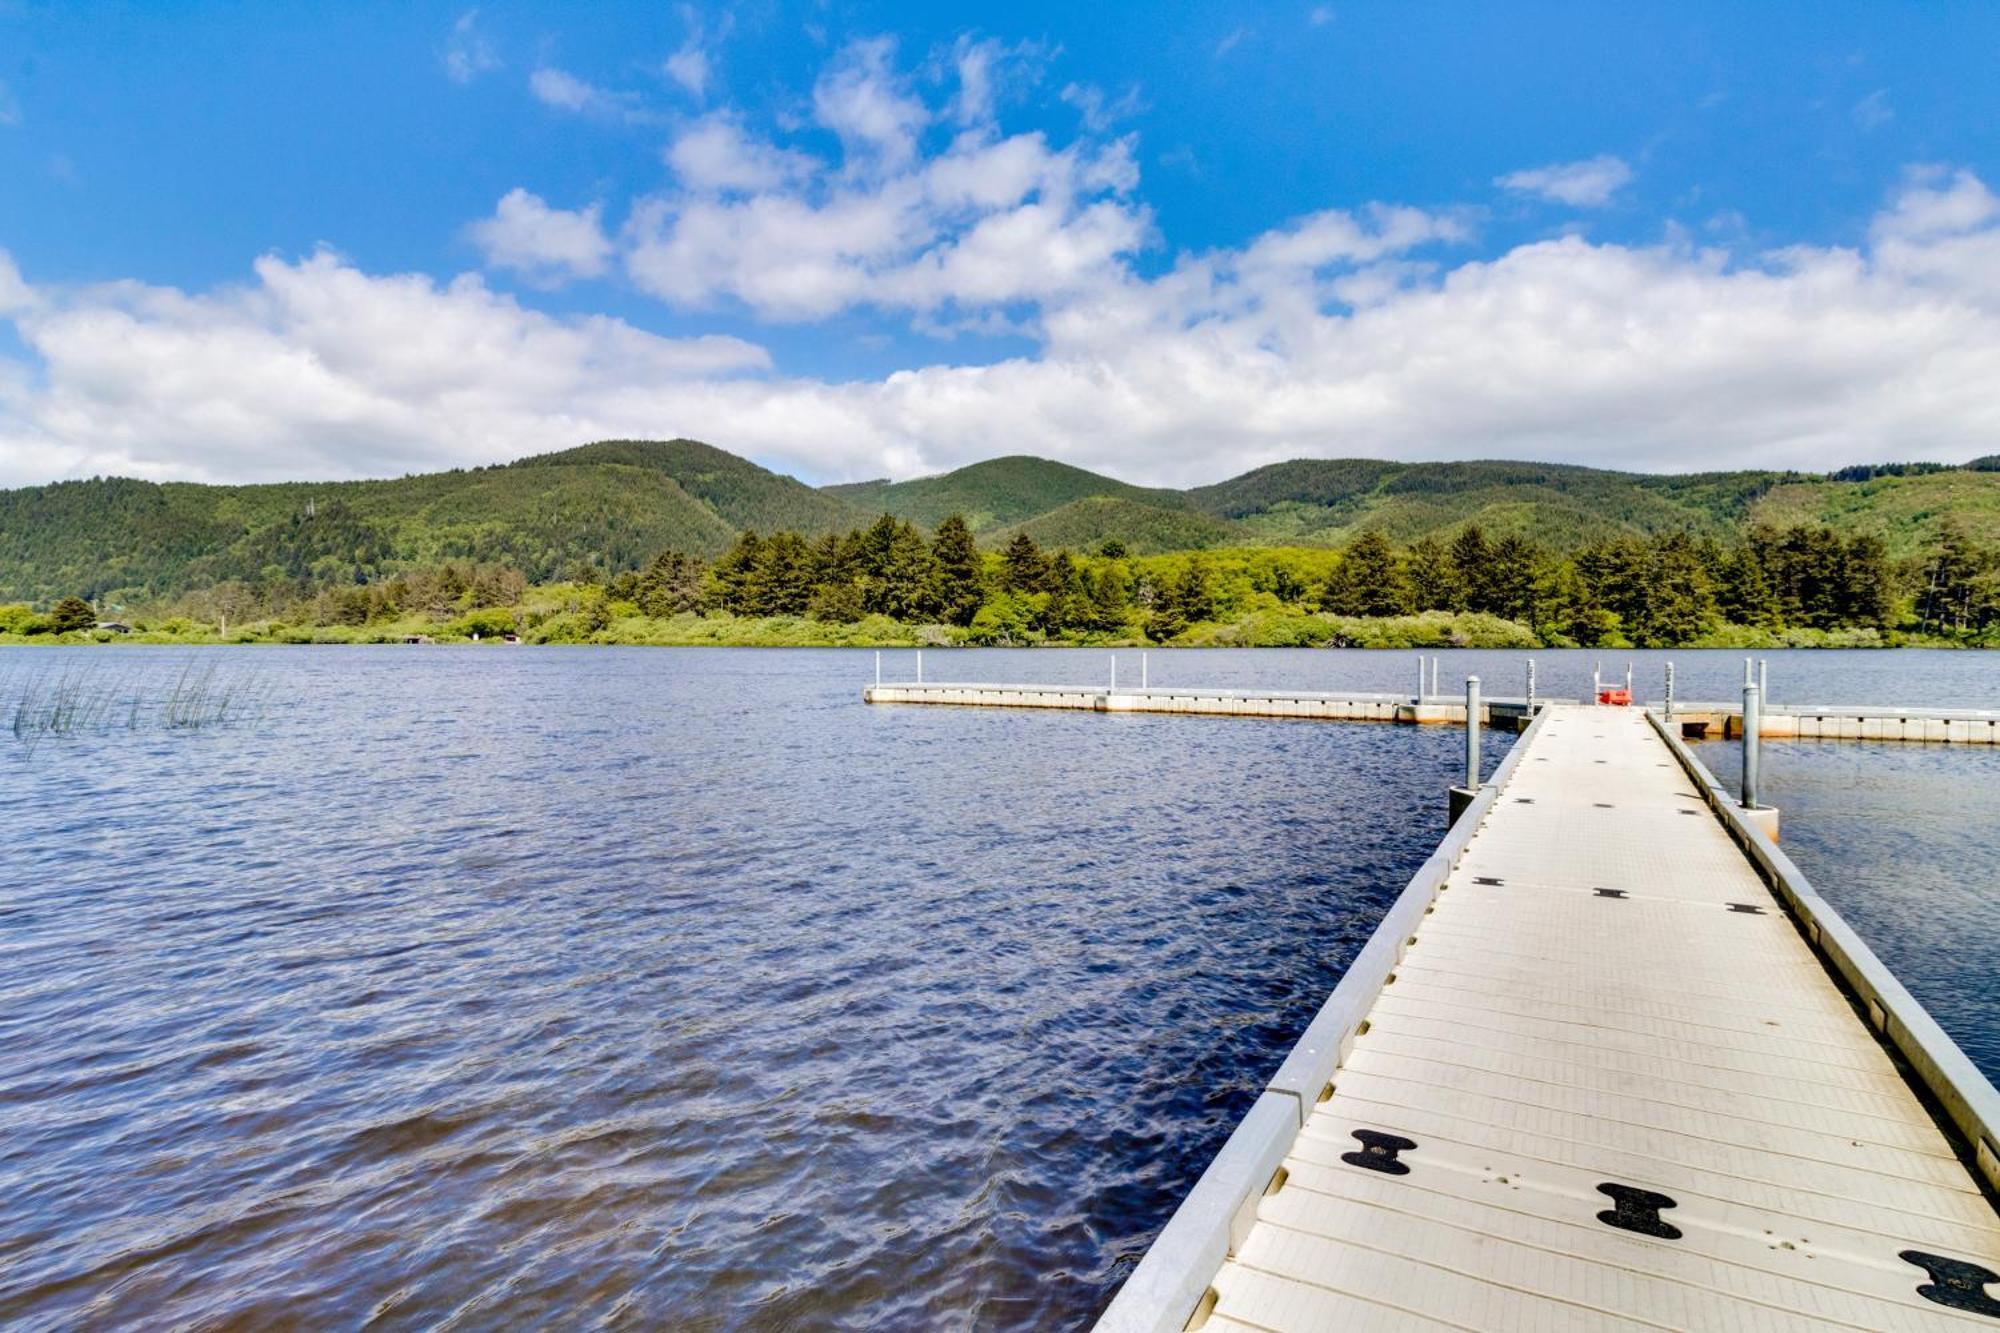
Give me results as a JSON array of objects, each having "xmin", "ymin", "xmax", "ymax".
[{"xmin": 3, "ymin": 656, "xmax": 275, "ymax": 754}]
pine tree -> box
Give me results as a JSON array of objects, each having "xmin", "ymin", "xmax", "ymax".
[
  {"xmin": 1403, "ymin": 535, "xmax": 1460, "ymax": 611},
  {"xmin": 1086, "ymin": 561, "xmax": 1131, "ymax": 631},
  {"xmin": 754, "ymin": 532, "xmax": 819, "ymax": 616},
  {"xmin": 1319, "ymin": 531, "xmax": 1407, "ymax": 616},
  {"xmin": 48, "ymin": 596, "xmax": 96, "ymax": 633},
  {"xmin": 1485, "ymin": 535, "xmax": 1542, "ymax": 623},
  {"xmin": 1449, "ymin": 525, "xmax": 1495, "ymax": 613},
  {"xmin": 1714, "ymin": 546, "xmax": 1778, "ymax": 629},
  {"xmin": 710, "ymin": 531, "xmax": 764, "ymax": 614},
  {"xmin": 1627, "ymin": 532, "xmax": 1717, "ymax": 646},
  {"xmin": 1000, "ymin": 533, "xmax": 1048, "ymax": 593},
  {"xmin": 924, "ymin": 515, "xmax": 985, "ymax": 626}
]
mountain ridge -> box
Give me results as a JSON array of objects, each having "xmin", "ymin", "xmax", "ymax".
[{"xmin": 2, "ymin": 440, "xmax": 1996, "ymax": 603}]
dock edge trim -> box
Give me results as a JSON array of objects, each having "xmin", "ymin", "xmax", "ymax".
[
  {"xmin": 1091, "ymin": 705, "xmax": 1555, "ymax": 1333},
  {"xmin": 1646, "ymin": 707, "xmax": 2000, "ymax": 1200}
]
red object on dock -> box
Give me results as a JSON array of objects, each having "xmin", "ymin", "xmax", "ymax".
[{"xmin": 1597, "ymin": 687, "xmax": 1632, "ymax": 706}]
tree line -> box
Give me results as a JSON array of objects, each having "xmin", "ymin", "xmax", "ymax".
[{"xmin": 8, "ymin": 511, "xmax": 1996, "ymax": 647}]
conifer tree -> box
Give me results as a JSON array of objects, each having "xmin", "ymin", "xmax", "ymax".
[
  {"xmin": 924, "ymin": 515, "xmax": 985, "ymax": 626},
  {"xmin": 1403, "ymin": 535, "xmax": 1460, "ymax": 611},
  {"xmin": 1000, "ymin": 532, "xmax": 1048, "ymax": 592},
  {"xmin": 1319, "ymin": 531, "xmax": 1407, "ymax": 616},
  {"xmin": 1449, "ymin": 525, "xmax": 1494, "ymax": 612}
]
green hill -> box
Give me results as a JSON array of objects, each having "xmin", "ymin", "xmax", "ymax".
[
  {"xmin": 998, "ymin": 497, "xmax": 1243, "ymax": 554},
  {"xmin": 515, "ymin": 438, "xmax": 865, "ymax": 536},
  {"xmin": 5, "ymin": 438, "xmax": 1999, "ymax": 606},
  {"xmin": 1188, "ymin": 459, "xmax": 1788, "ymax": 549},
  {"xmin": 823, "ymin": 455, "xmax": 1190, "ymax": 533},
  {"xmin": 1750, "ymin": 471, "xmax": 2000, "ymax": 558}
]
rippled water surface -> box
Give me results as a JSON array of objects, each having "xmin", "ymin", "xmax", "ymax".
[{"xmin": 0, "ymin": 646, "xmax": 1993, "ymax": 1329}]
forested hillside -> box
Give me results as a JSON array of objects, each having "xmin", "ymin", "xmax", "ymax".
[{"xmin": 3, "ymin": 439, "xmax": 1998, "ymax": 613}]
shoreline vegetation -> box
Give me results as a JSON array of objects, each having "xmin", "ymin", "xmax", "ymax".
[{"xmin": 4, "ymin": 512, "xmax": 1993, "ymax": 650}]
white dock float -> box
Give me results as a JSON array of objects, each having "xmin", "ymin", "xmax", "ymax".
[
  {"xmin": 1098, "ymin": 704, "xmax": 2000, "ymax": 1332},
  {"xmin": 864, "ymin": 682, "xmax": 2000, "ymax": 743}
]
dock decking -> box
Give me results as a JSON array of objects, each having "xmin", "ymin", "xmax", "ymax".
[
  {"xmin": 1097, "ymin": 704, "xmax": 2000, "ymax": 1331},
  {"xmin": 864, "ymin": 681, "xmax": 2000, "ymax": 743}
]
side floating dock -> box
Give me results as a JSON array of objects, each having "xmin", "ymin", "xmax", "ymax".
[
  {"xmin": 864, "ymin": 682, "xmax": 2000, "ymax": 743},
  {"xmin": 1097, "ymin": 704, "xmax": 2000, "ymax": 1331}
]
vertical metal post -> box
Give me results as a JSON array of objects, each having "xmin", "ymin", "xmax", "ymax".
[
  {"xmin": 1742, "ymin": 681, "xmax": 1761, "ymax": 809},
  {"xmin": 1592, "ymin": 661, "xmax": 1601, "ymax": 705},
  {"xmin": 1431, "ymin": 656, "xmax": 1440, "ymax": 698},
  {"xmin": 1465, "ymin": 676, "xmax": 1482, "ymax": 789},
  {"xmin": 1526, "ymin": 658, "xmax": 1536, "ymax": 711},
  {"xmin": 1759, "ymin": 658, "xmax": 1768, "ymax": 703},
  {"xmin": 1142, "ymin": 652, "xmax": 1148, "ymax": 689},
  {"xmin": 1416, "ymin": 654, "xmax": 1425, "ymax": 703},
  {"xmin": 1745, "ymin": 656, "xmax": 1754, "ymax": 687},
  {"xmin": 1624, "ymin": 662, "xmax": 1633, "ymax": 698},
  {"xmin": 1111, "ymin": 655, "xmax": 1117, "ymax": 689},
  {"xmin": 916, "ymin": 649, "xmax": 923, "ymax": 684},
  {"xmin": 875, "ymin": 650, "xmax": 881, "ymax": 686},
  {"xmin": 1665, "ymin": 662, "xmax": 1675, "ymax": 718}
]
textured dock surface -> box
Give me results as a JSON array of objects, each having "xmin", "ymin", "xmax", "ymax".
[
  {"xmin": 864, "ymin": 682, "xmax": 2000, "ymax": 742},
  {"xmin": 1161, "ymin": 705, "xmax": 2000, "ymax": 1331}
]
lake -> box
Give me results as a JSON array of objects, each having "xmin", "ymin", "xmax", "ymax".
[{"xmin": 0, "ymin": 646, "xmax": 1993, "ymax": 1329}]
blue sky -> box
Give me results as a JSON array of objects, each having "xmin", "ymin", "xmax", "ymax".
[{"xmin": 2, "ymin": 2, "xmax": 1998, "ymax": 487}]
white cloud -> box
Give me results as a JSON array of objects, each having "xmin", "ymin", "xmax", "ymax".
[
  {"xmin": 467, "ymin": 189, "xmax": 612, "ymax": 283},
  {"xmin": 1497, "ymin": 154, "xmax": 1634, "ymax": 207},
  {"xmin": 812, "ymin": 37, "xmax": 929, "ymax": 171},
  {"xmin": 1309, "ymin": 7, "xmax": 1335, "ymax": 26},
  {"xmin": 1059, "ymin": 81, "xmax": 1143, "ymax": 134},
  {"xmin": 627, "ymin": 127, "xmax": 1146, "ymax": 321},
  {"xmin": 528, "ymin": 67, "xmax": 651, "ymax": 123},
  {"xmin": 1215, "ymin": 27, "xmax": 1249, "ymax": 57},
  {"xmin": 442, "ymin": 10, "xmax": 501, "ymax": 85},
  {"xmin": 10, "ymin": 169, "xmax": 2000, "ymax": 490},
  {"xmin": 0, "ymin": 250, "xmax": 768, "ymax": 486},
  {"xmin": 1852, "ymin": 88, "xmax": 1893, "ymax": 132},
  {"xmin": 664, "ymin": 45, "xmax": 709, "ymax": 98},
  {"xmin": 665, "ymin": 115, "xmax": 817, "ymax": 194},
  {"xmin": 0, "ymin": 80, "xmax": 20, "ymax": 127}
]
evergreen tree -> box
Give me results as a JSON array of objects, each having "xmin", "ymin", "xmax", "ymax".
[
  {"xmin": 1319, "ymin": 531, "xmax": 1407, "ymax": 616},
  {"xmin": 1000, "ymin": 532, "xmax": 1048, "ymax": 593},
  {"xmin": 1086, "ymin": 561, "xmax": 1131, "ymax": 631},
  {"xmin": 924, "ymin": 514, "xmax": 985, "ymax": 626},
  {"xmin": 1714, "ymin": 546, "xmax": 1778, "ymax": 628},
  {"xmin": 48, "ymin": 596, "xmax": 96, "ymax": 633},
  {"xmin": 1485, "ymin": 535, "xmax": 1542, "ymax": 623},
  {"xmin": 1627, "ymin": 532, "xmax": 1717, "ymax": 646},
  {"xmin": 753, "ymin": 532, "xmax": 819, "ymax": 616},
  {"xmin": 1171, "ymin": 558, "xmax": 1215, "ymax": 622},
  {"xmin": 634, "ymin": 550, "xmax": 708, "ymax": 617},
  {"xmin": 710, "ymin": 531, "xmax": 763, "ymax": 614},
  {"xmin": 858, "ymin": 517, "xmax": 932, "ymax": 619},
  {"xmin": 1449, "ymin": 525, "xmax": 1494, "ymax": 613},
  {"xmin": 1403, "ymin": 535, "xmax": 1460, "ymax": 611},
  {"xmin": 1037, "ymin": 552, "xmax": 1087, "ymax": 634},
  {"xmin": 1836, "ymin": 534, "xmax": 1891, "ymax": 629}
]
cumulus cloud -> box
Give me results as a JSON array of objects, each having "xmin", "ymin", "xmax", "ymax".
[
  {"xmin": 1852, "ymin": 89, "xmax": 1893, "ymax": 132},
  {"xmin": 664, "ymin": 114, "xmax": 816, "ymax": 194},
  {"xmin": 467, "ymin": 189, "xmax": 612, "ymax": 283},
  {"xmin": 9, "ymin": 168, "xmax": 2000, "ymax": 490},
  {"xmin": 7, "ymin": 32, "xmax": 2000, "ymax": 494},
  {"xmin": 812, "ymin": 37, "xmax": 929, "ymax": 171},
  {"xmin": 0, "ymin": 250, "xmax": 768, "ymax": 485},
  {"xmin": 1497, "ymin": 154, "xmax": 1634, "ymax": 207},
  {"xmin": 442, "ymin": 10, "xmax": 501, "ymax": 85}
]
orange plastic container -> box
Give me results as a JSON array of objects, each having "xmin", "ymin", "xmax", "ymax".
[{"xmin": 1597, "ymin": 687, "xmax": 1632, "ymax": 706}]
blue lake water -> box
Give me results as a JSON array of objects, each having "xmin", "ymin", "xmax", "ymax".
[{"xmin": 0, "ymin": 646, "xmax": 1993, "ymax": 1329}]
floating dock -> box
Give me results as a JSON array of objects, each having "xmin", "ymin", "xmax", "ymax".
[
  {"xmin": 864, "ymin": 682, "xmax": 2000, "ymax": 743},
  {"xmin": 1096, "ymin": 704, "xmax": 2000, "ymax": 1331}
]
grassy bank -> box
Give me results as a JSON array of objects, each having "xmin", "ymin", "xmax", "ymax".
[{"xmin": 1, "ymin": 602, "xmax": 1977, "ymax": 650}]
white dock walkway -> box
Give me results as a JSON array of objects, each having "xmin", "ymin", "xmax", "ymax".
[{"xmin": 1100, "ymin": 704, "xmax": 2000, "ymax": 1331}]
